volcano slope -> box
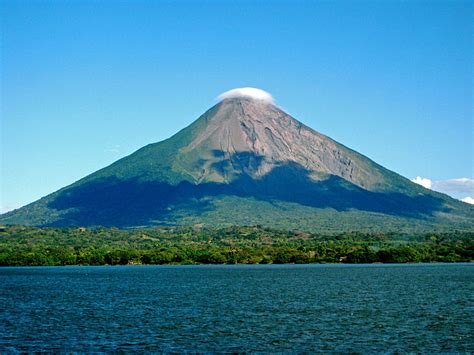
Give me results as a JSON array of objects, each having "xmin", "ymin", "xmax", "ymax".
[{"xmin": 2, "ymin": 89, "xmax": 473, "ymax": 232}]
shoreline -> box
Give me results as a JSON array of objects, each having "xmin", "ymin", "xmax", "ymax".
[{"xmin": 2, "ymin": 261, "xmax": 473, "ymax": 268}]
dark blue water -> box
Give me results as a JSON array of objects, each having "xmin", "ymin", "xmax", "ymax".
[{"xmin": 1, "ymin": 264, "xmax": 473, "ymax": 352}]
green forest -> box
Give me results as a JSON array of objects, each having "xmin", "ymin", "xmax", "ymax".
[{"xmin": 0, "ymin": 225, "xmax": 472, "ymax": 266}]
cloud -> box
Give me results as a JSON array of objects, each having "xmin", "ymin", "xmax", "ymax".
[
  {"xmin": 461, "ymin": 197, "xmax": 474, "ymax": 205},
  {"xmin": 218, "ymin": 87, "xmax": 275, "ymax": 104},
  {"xmin": 411, "ymin": 176, "xmax": 432, "ymax": 189},
  {"xmin": 0, "ymin": 204, "xmax": 20, "ymax": 214},
  {"xmin": 105, "ymin": 145, "xmax": 121, "ymax": 153},
  {"xmin": 411, "ymin": 176, "xmax": 474, "ymax": 200},
  {"xmin": 432, "ymin": 178, "xmax": 474, "ymax": 197}
]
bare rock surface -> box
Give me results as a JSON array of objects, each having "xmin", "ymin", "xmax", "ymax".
[{"xmin": 177, "ymin": 97, "xmax": 393, "ymax": 191}]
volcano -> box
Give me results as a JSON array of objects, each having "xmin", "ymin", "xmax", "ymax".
[{"xmin": 2, "ymin": 88, "xmax": 473, "ymax": 232}]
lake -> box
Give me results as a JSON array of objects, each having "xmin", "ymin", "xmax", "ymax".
[{"xmin": 1, "ymin": 264, "xmax": 473, "ymax": 352}]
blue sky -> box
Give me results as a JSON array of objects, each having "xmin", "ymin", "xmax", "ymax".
[{"xmin": 1, "ymin": 0, "xmax": 473, "ymax": 212}]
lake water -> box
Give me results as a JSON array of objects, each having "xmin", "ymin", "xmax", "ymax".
[{"xmin": 1, "ymin": 264, "xmax": 473, "ymax": 352}]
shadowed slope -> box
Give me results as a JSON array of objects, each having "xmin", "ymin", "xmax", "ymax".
[{"xmin": 42, "ymin": 156, "xmax": 448, "ymax": 226}]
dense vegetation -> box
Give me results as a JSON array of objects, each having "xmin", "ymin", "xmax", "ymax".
[{"xmin": 1, "ymin": 225, "xmax": 472, "ymax": 266}]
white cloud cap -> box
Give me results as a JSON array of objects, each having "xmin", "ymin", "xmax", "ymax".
[
  {"xmin": 461, "ymin": 196, "xmax": 474, "ymax": 205},
  {"xmin": 218, "ymin": 87, "xmax": 275, "ymax": 104},
  {"xmin": 411, "ymin": 176, "xmax": 432, "ymax": 189}
]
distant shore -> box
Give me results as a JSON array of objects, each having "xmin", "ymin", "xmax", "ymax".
[
  {"xmin": 1, "ymin": 225, "xmax": 473, "ymax": 267},
  {"xmin": 2, "ymin": 261, "xmax": 473, "ymax": 268}
]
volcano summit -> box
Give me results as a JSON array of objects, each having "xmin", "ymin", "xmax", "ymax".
[{"xmin": 2, "ymin": 88, "xmax": 473, "ymax": 231}]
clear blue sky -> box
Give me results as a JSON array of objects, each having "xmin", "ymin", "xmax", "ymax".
[{"xmin": 1, "ymin": 0, "xmax": 472, "ymax": 212}]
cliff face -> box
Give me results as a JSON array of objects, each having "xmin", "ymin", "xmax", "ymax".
[{"xmin": 1, "ymin": 96, "xmax": 473, "ymax": 231}]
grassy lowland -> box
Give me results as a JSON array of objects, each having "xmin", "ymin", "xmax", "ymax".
[{"xmin": 0, "ymin": 225, "xmax": 472, "ymax": 266}]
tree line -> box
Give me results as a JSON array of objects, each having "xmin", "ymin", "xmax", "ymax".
[{"xmin": 0, "ymin": 225, "xmax": 472, "ymax": 266}]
